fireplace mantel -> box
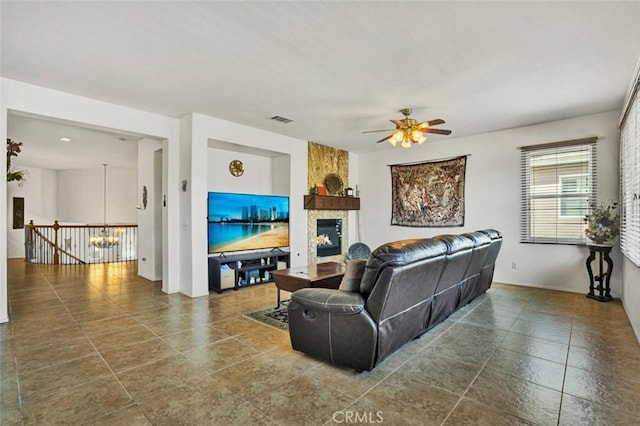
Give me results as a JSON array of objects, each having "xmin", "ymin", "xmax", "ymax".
[{"xmin": 303, "ymin": 195, "xmax": 360, "ymax": 210}]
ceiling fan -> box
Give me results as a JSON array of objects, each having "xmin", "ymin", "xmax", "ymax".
[{"xmin": 363, "ymin": 108, "xmax": 452, "ymax": 148}]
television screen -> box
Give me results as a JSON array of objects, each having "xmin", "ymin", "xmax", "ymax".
[{"xmin": 207, "ymin": 192, "xmax": 290, "ymax": 253}]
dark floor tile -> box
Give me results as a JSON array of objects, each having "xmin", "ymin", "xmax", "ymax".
[
  {"xmin": 19, "ymin": 353, "xmax": 113, "ymax": 401},
  {"xmin": 558, "ymin": 393, "xmax": 640, "ymax": 426},
  {"xmin": 500, "ymin": 331, "xmax": 569, "ymax": 364},
  {"xmin": 100, "ymin": 337, "xmax": 180, "ymax": 373},
  {"xmin": 398, "ymin": 352, "xmax": 482, "ymax": 395},
  {"xmin": 250, "ymin": 375, "xmax": 353, "ymax": 425},
  {"xmin": 138, "ymin": 376, "xmax": 245, "ymax": 425},
  {"xmin": 466, "ymin": 368, "xmax": 562, "ymax": 426},
  {"xmin": 358, "ymin": 373, "xmax": 460, "ymax": 425},
  {"xmin": 21, "ymin": 376, "xmax": 132, "ymax": 424},
  {"xmin": 117, "ymin": 355, "xmax": 203, "ymax": 402},
  {"xmin": 485, "ymin": 347, "xmax": 566, "ymax": 391},
  {"xmin": 444, "ymin": 397, "xmax": 536, "ymax": 425},
  {"xmin": 563, "ymin": 366, "xmax": 640, "ymax": 418}
]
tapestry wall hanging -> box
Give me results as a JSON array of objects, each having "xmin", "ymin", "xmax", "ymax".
[{"xmin": 390, "ymin": 155, "xmax": 467, "ymax": 227}]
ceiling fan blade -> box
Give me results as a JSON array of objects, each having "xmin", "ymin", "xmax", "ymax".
[
  {"xmin": 423, "ymin": 128, "xmax": 452, "ymax": 135},
  {"xmin": 376, "ymin": 135, "xmax": 393, "ymax": 143},
  {"xmin": 427, "ymin": 119, "xmax": 445, "ymax": 126},
  {"xmin": 389, "ymin": 119, "xmax": 406, "ymax": 128},
  {"xmin": 362, "ymin": 129, "xmax": 394, "ymax": 134}
]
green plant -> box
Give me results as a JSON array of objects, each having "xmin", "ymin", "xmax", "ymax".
[
  {"xmin": 584, "ymin": 201, "xmax": 620, "ymax": 243},
  {"xmin": 6, "ymin": 138, "xmax": 27, "ymax": 184}
]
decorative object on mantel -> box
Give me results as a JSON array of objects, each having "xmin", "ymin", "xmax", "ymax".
[
  {"xmin": 324, "ymin": 173, "xmax": 344, "ymax": 195},
  {"xmin": 584, "ymin": 201, "xmax": 619, "ymax": 245},
  {"xmin": 228, "ymin": 159, "xmax": 244, "ymax": 177},
  {"xmin": 6, "ymin": 138, "xmax": 27, "ymax": 185},
  {"xmin": 345, "ymin": 187, "xmax": 354, "ymax": 197},
  {"xmin": 391, "ymin": 155, "xmax": 467, "ymax": 227},
  {"xmin": 316, "ymin": 185, "xmax": 328, "ymax": 196}
]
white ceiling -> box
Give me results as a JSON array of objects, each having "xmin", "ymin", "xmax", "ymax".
[{"xmin": 2, "ymin": 1, "xmax": 640, "ymax": 165}]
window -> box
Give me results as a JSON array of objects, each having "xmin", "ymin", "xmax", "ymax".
[
  {"xmin": 559, "ymin": 174, "xmax": 589, "ymax": 217},
  {"xmin": 620, "ymin": 71, "xmax": 640, "ymax": 266},
  {"xmin": 520, "ymin": 138, "xmax": 597, "ymax": 244}
]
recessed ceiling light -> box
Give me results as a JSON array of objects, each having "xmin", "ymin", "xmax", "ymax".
[{"xmin": 59, "ymin": 137, "xmax": 71, "ymax": 142}]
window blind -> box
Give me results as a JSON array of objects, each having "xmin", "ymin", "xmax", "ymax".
[
  {"xmin": 520, "ymin": 138, "xmax": 597, "ymax": 244},
  {"xmin": 620, "ymin": 81, "xmax": 640, "ymax": 266}
]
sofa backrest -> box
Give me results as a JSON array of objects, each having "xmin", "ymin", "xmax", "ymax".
[
  {"xmin": 477, "ymin": 229, "xmax": 503, "ymax": 293},
  {"xmin": 361, "ymin": 238, "xmax": 447, "ymax": 321},
  {"xmin": 428, "ymin": 234, "xmax": 474, "ymax": 325},
  {"xmin": 360, "ymin": 238, "xmax": 448, "ymax": 362},
  {"xmin": 457, "ymin": 231, "xmax": 492, "ymax": 306}
]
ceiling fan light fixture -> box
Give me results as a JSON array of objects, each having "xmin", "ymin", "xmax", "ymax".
[{"xmin": 365, "ymin": 108, "xmax": 451, "ymax": 148}]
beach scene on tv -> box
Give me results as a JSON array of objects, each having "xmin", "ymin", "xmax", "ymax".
[{"xmin": 208, "ymin": 192, "xmax": 290, "ymax": 253}]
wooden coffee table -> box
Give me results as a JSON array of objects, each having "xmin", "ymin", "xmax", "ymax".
[{"xmin": 270, "ymin": 261, "xmax": 346, "ymax": 307}]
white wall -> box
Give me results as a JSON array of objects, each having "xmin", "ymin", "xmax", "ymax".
[
  {"xmin": 138, "ymin": 138, "xmax": 164, "ymax": 281},
  {"xmin": 6, "ymin": 166, "xmax": 58, "ymax": 258},
  {"xmin": 358, "ymin": 110, "xmax": 621, "ymax": 296},
  {"xmin": 187, "ymin": 113, "xmax": 308, "ymax": 297},
  {"xmin": 57, "ymin": 167, "xmax": 137, "ymax": 224},
  {"xmin": 207, "ymin": 148, "xmax": 274, "ymax": 194}
]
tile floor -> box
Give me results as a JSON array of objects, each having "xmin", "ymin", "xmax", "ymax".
[{"xmin": 1, "ymin": 259, "xmax": 640, "ymax": 425}]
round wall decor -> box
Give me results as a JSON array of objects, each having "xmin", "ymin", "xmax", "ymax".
[{"xmin": 229, "ymin": 160, "xmax": 244, "ymax": 177}]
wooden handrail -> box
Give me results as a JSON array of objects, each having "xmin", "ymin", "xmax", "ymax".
[{"xmin": 25, "ymin": 222, "xmax": 137, "ymax": 229}]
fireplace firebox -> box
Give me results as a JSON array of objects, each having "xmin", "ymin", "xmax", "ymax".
[{"xmin": 317, "ymin": 219, "xmax": 342, "ymax": 257}]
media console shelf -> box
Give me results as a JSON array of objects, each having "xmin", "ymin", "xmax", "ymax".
[
  {"xmin": 303, "ymin": 195, "xmax": 360, "ymax": 210},
  {"xmin": 208, "ymin": 250, "xmax": 290, "ymax": 293}
]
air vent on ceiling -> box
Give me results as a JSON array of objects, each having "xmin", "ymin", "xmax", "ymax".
[{"xmin": 269, "ymin": 115, "xmax": 293, "ymax": 124}]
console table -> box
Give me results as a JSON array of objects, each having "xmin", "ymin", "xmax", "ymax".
[
  {"xmin": 270, "ymin": 261, "xmax": 346, "ymax": 308},
  {"xmin": 585, "ymin": 244, "xmax": 614, "ymax": 302}
]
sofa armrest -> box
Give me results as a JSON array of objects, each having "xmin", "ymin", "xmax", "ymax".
[{"xmin": 291, "ymin": 288, "xmax": 364, "ymax": 314}]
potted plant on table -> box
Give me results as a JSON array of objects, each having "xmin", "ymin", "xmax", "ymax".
[{"xmin": 584, "ymin": 202, "xmax": 620, "ymax": 245}]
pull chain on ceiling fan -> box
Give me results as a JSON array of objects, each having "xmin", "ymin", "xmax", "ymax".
[{"xmin": 363, "ymin": 108, "xmax": 452, "ymax": 148}]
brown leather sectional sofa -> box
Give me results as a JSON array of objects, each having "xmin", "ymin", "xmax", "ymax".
[{"xmin": 287, "ymin": 229, "xmax": 503, "ymax": 371}]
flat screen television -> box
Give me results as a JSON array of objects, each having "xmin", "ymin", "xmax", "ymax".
[{"xmin": 207, "ymin": 192, "xmax": 290, "ymax": 254}]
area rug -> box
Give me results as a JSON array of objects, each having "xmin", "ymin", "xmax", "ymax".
[{"xmin": 244, "ymin": 300, "xmax": 289, "ymax": 330}]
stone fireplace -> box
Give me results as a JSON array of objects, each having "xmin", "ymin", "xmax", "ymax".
[{"xmin": 306, "ymin": 141, "xmax": 351, "ymax": 264}]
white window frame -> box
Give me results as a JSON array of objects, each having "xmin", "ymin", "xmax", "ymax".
[
  {"xmin": 558, "ymin": 173, "xmax": 589, "ymax": 218},
  {"xmin": 520, "ymin": 138, "xmax": 597, "ymax": 245}
]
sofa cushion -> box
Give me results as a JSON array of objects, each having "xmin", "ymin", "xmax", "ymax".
[{"xmin": 339, "ymin": 259, "xmax": 367, "ymax": 292}]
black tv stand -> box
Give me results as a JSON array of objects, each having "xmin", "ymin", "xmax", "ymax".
[{"xmin": 208, "ymin": 250, "xmax": 290, "ymax": 293}]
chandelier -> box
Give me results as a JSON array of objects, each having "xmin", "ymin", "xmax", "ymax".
[{"xmin": 90, "ymin": 164, "xmax": 119, "ymax": 248}]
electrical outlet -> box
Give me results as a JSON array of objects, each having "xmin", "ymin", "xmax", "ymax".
[{"xmin": 512, "ymin": 262, "xmax": 517, "ymax": 269}]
